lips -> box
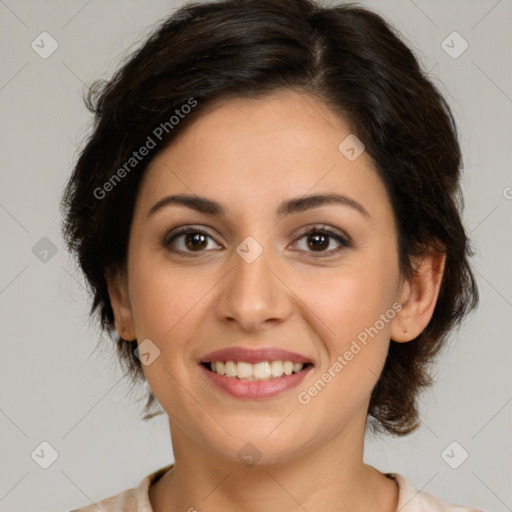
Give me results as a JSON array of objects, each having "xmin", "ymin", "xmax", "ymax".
[{"xmin": 198, "ymin": 346, "xmax": 314, "ymax": 398}]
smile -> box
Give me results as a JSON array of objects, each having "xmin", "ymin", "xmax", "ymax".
[
  {"xmin": 204, "ymin": 360, "xmax": 309, "ymax": 381},
  {"xmin": 200, "ymin": 361, "xmax": 313, "ymax": 399}
]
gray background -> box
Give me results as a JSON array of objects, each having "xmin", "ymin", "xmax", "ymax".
[{"xmin": 0, "ymin": 0, "xmax": 511, "ymax": 511}]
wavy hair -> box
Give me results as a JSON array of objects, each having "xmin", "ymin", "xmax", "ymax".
[{"xmin": 61, "ymin": 0, "xmax": 478, "ymax": 436}]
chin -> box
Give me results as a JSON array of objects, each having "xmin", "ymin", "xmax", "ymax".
[{"xmin": 201, "ymin": 428, "xmax": 314, "ymax": 468}]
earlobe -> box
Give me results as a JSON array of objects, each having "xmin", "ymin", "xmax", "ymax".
[
  {"xmin": 106, "ymin": 269, "xmax": 137, "ymax": 341},
  {"xmin": 390, "ymin": 250, "xmax": 446, "ymax": 343}
]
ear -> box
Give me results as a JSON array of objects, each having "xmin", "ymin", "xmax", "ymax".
[
  {"xmin": 106, "ymin": 268, "xmax": 137, "ymax": 341},
  {"xmin": 390, "ymin": 249, "xmax": 446, "ymax": 343}
]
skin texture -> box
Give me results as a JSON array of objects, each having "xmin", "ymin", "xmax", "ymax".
[{"xmin": 108, "ymin": 89, "xmax": 445, "ymax": 512}]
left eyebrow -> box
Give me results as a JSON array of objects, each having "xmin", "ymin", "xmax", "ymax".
[
  {"xmin": 276, "ymin": 192, "xmax": 370, "ymax": 218},
  {"xmin": 146, "ymin": 192, "xmax": 370, "ymax": 219}
]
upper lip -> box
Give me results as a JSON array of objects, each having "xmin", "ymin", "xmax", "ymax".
[{"xmin": 199, "ymin": 347, "xmax": 313, "ymax": 365}]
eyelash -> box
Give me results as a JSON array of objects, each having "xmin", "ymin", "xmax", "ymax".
[{"xmin": 162, "ymin": 225, "xmax": 351, "ymax": 258}]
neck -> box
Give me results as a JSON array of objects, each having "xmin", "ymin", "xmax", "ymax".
[{"xmin": 149, "ymin": 417, "xmax": 398, "ymax": 512}]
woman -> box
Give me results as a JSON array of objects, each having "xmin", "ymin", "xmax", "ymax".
[{"xmin": 61, "ymin": 0, "xmax": 481, "ymax": 510}]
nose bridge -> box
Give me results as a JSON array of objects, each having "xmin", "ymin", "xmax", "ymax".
[{"xmin": 217, "ymin": 234, "xmax": 291, "ymax": 330}]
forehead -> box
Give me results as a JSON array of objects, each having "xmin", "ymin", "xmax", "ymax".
[{"xmin": 135, "ymin": 89, "xmax": 392, "ymax": 223}]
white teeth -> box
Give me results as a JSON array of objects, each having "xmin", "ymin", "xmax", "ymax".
[
  {"xmin": 283, "ymin": 361, "xmax": 293, "ymax": 375},
  {"xmin": 209, "ymin": 360, "xmax": 305, "ymax": 381},
  {"xmin": 216, "ymin": 361, "xmax": 225, "ymax": 375},
  {"xmin": 270, "ymin": 360, "xmax": 284, "ymax": 377},
  {"xmin": 224, "ymin": 361, "xmax": 237, "ymax": 377},
  {"xmin": 236, "ymin": 362, "xmax": 253, "ymax": 379},
  {"xmin": 254, "ymin": 362, "xmax": 271, "ymax": 379}
]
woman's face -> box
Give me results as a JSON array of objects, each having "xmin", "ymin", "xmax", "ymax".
[{"xmin": 113, "ymin": 89, "xmax": 409, "ymax": 464}]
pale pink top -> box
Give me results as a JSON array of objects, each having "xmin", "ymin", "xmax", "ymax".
[{"xmin": 68, "ymin": 465, "xmax": 484, "ymax": 512}]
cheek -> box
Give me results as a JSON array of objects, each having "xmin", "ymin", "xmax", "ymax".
[
  {"xmin": 298, "ymin": 259, "xmax": 397, "ymax": 350},
  {"xmin": 128, "ymin": 252, "xmax": 207, "ymax": 340},
  {"xmin": 127, "ymin": 258, "xmax": 208, "ymax": 402},
  {"xmin": 292, "ymin": 254, "xmax": 398, "ymax": 408},
  {"xmin": 293, "ymin": 291, "xmax": 394, "ymax": 435}
]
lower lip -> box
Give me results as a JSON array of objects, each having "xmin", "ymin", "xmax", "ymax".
[{"xmin": 200, "ymin": 364, "xmax": 313, "ymax": 399}]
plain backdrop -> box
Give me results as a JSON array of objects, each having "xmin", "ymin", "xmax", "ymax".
[{"xmin": 0, "ymin": 1, "xmax": 511, "ymax": 511}]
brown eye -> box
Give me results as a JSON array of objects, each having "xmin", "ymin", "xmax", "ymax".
[
  {"xmin": 293, "ymin": 227, "xmax": 350, "ymax": 256},
  {"xmin": 163, "ymin": 227, "xmax": 221, "ymax": 255},
  {"xmin": 183, "ymin": 232, "xmax": 208, "ymax": 251},
  {"xmin": 307, "ymin": 232, "xmax": 330, "ymax": 251}
]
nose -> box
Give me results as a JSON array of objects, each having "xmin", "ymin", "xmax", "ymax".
[{"xmin": 216, "ymin": 240, "xmax": 293, "ymax": 332}]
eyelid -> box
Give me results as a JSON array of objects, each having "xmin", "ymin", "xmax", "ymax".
[
  {"xmin": 162, "ymin": 223, "xmax": 352, "ymax": 256},
  {"xmin": 293, "ymin": 223, "xmax": 351, "ymax": 244},
  {"xmin": 289, "ymin": 225, "xmax": 351, "ymax": 257},
  {"xmin": 162, "ymin": 225, "xmax": 222, "ymax": 247}
]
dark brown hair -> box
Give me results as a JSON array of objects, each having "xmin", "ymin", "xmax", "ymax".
[{"xmin": 60, "ymin": 0, "xmax": 478, "ymax": 436}]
